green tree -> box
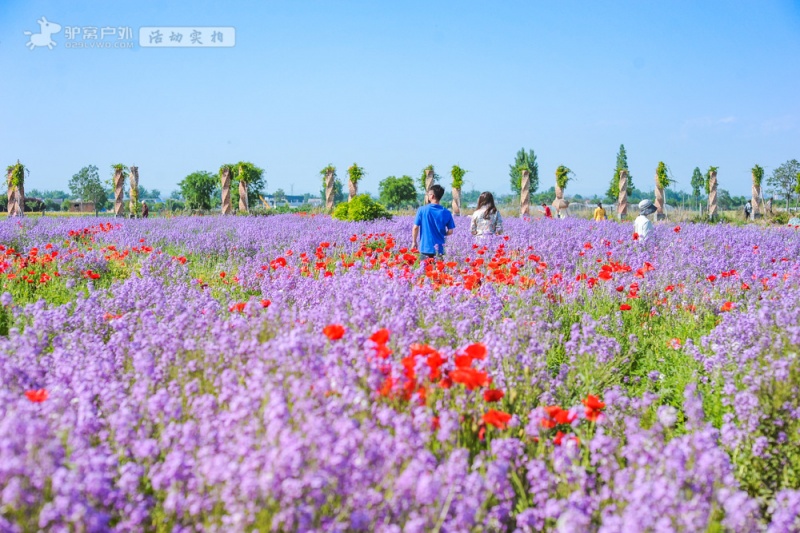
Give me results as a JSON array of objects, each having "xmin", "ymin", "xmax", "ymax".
[
  {"xmin": 226, "ymin": 162, "xmax": 266, "ymax": 208},
  {"xmin": 606, "ymin": 144, "xmax": 633, "ymax": 202},
  {"xmin": 273, "ymin": 188, "xmax": 287, "ymax": 204},
  {"xmin": 379, "ymin": 175, "xmax": 417, "ymax": 209},
  {"xmin": 419, "ymin": 165, "xmax": 441, "ymax": 192},
  {"xmin": 319, "ymin": 178, "xmax": 345, "ymax": 204},
  {"xmin": 179, "ymin": 171, "xmax": 217, "ymax": 210},
  {"xmin": 767, "ymin": 159, "xmax": 800, "ymax": 209},
  {"xmin": 68, "ymin": 165, "xmax": 108, "ymax": 215},
  {"xmin": 509, "ymin": 148, "xmax": 539, "ymax": 195},
  {"xmin": 690, "ymin": 167, "xmax": 704, "ymax": 208}
]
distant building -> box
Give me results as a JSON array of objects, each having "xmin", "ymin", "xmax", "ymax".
[
  {"xmin": 264, "ymin": 195, "xmax": 308, "ymax": 208},
  {"xmin": 68, "ymin": 201, "xmax": 95, "ymax": 213}
]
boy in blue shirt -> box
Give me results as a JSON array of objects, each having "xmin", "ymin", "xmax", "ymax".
[{"xmin": 412, "ymin": 184, "xmax": 455, "ymax": 258}]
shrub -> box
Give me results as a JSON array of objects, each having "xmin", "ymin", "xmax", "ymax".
[{"xmin": 332, "ymin": 195, "xmax": 392, "ymax": 222}]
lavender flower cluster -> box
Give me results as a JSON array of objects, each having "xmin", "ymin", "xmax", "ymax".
[{"xmin": 0, "ymin": 215, "xmax": 798, "ymax": 531}]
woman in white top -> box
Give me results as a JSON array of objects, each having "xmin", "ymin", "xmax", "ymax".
[
  {"xmin": 470, "ymin": 192, "xmax": 503, "ymax": 236},
  {"xmin": 634, "ymin": 199, "xmax": 656, "ymax": 239}
]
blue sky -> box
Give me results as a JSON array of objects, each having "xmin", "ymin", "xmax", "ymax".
[{"xmin": 2, "ymin": 1, "xmax": 799, "ymax": 199}]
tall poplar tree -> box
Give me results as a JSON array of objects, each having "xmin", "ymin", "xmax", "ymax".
[{"xmin": 606, "ymin": 144, "xmax": 634, "ymax": 201}]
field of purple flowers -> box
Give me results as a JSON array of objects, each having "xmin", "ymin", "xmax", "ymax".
[{"xmin": 0, "ymin": 214, "xmax": 799, "ymax": 532}]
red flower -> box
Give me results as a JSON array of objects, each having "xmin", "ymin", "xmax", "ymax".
[
  {"xmin": 707, "ymin": 274, "xmax": 717, "ymax": 283},
  {"xmin": 483, "ymin": 389, "xmax": 505, "ymax": 402},
  {"xmin": 25, "ymin": 389, "xmax": 48, "ymax": 403},
  {"xmin": 582, "ymin": 394, "xmax": 605, "ymax": 421},
  {"xmin": 482, "ymin": 409, "xmax": 512, "ymax": 429},
  {"xmin": 619, "ymin": 304, "xmax": 632, "ymax": 311},
  {"xmin": 741, "ymin": 282, "xmax": 750, "ymax": 290},
  {"xmin": 229, "ymin": 302, "xmax": 246, "ymax": 313},
  {"xmin": 615, "ymin": 285, "xmax": 624, "ymax": 292},
  {"xmin": 449, "ymin": 368, "xmax": 490, "ymax": 390},
  {"xmin": 370, "ymin": 329, "xmax": 390, "ymax": 345},
  {"xmin": 463, "ymin": 343, "xmax": 487, "ymax": 360},
  {"xmin": 598, "ymin": 270, "xmax": 613, "ymax": 281},
  {"xmin": 323, "ymin": 324, "xmax": 345, "ymax": 340},
  {"xmin": 260, "ymin": 299, "xmax": 271, "ymax": 308},
  {"xmin": 720, "ymin": 301, "xmax": 733, "ymax": 312},
  {"xmin": 674, "ymin": 226, "xmax": 681, "ymax": 233},
  {"xmin": 219, "ymin": 271, "xmax": 226, "ymax": 279},
  {"xmin": 426, "ymin": 353, "xmax": 447, "ymax": 380},
  {"xmin": 632, "ymin": 232, "xmax": 639, "ymax": 241}
]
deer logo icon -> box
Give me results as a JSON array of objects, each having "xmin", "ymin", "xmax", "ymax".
[{"xmin": 24, "ymin": 17, "xmax": 62, "ymax": 50}]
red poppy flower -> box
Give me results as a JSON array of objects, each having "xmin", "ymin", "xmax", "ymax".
[
  {"xmin": 741, "ymin": 282, "xmax": 750, "ymax": 290},
  {"xmin": 370, "ymin": 328, "xmax": 390, "ymax": 345},
  {"xmin": 409, "ymin": 343, "xmax": 437, "ymax": 356},
  {"xmin": 582, "ymin": 394, "xmax": 605, "ymax": 421},
  {"xmin": 426, "ymin": 353, "xmax": 447, "ymax": 380},
  {"xmin": 463, "ymin": 343, "xmax": 487, "ymax": 360},
  {"xmin": 620, "ymin": 304, "xmax": 632, "ymax": 311},
  {"xmin": 219, "ymin": 271, "xmax": 226, "ymax": 278},
  {"xmin": 598, "ymin": 270, "xmax": 613, "ymax": 281},
  {"xmin": 674, "ymin": 226, "xmax": 681, "ymax": 233},
  {"xmin": 229, "ymin": 302, "xmax": 246, "ymax": 313},
  {"xmin": 483, "ymin": 389, "xmax": 504, "ymax": 402},
  {"xmin": 482, "ymin": 409, "xmax": 512, "ymax": 429},
  {"xmin": 449, "ymin": 368, "xmax": 490, "ymax": 390},
  {"xmin": 707, "ymin": 274, "xmax": 717, "ymax": 283},
  {"xmin": 323, "ymin": 324, "xmax": 345, "ymax": 340},
  {"xmin": 632, "ymin": 232, "xmax": 639, "ymax": 241},
  {"xmin": 260, "ymin": 299, "xmax": 271, "ymax": 308},
  {"xmin": 25, "ymin": 389, "xmax": 48, "ymax": 403},
  {"xmin": 720, "ymin": 301, "xmax": 733, "ymax": 312}
]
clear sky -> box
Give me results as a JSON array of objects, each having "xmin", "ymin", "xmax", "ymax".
[{"xmin": 2, "ymin": 0, "xmax": 799, "ymax": 199}]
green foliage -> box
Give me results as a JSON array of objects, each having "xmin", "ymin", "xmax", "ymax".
[
  {"xmin": 179, "ymin": 171, "xmax": 218, "ymax": 210},
  {"xmin": 555, "ymin": 165, "xmax": 573, "ymax": 191},
  {"xmin": 68, "ymin": 165, "xmax": 108, "ymax": 214},
  {"xmin": 320, "ymin": 164, "xmax": 337, "ymax": 185},
  {"xmin": 752, "ymin": 164, "xmax": 764, "ymax": 188},
  {"xmin": 331, "ymin": 194, "xmax": 392, "ymax": 221},
  {"xmin": 509, "ymin": 148, "xmax": 539, "ymax": 195},
  {"xmin": 347, "ymin": 164, "xmax": 364, "ymax": 186},
  {"xmin": 319, "ymin": 178, "xmax": 345, "ymax": 204},
  {"xmin": 606, "ymin": 145, "xmax": 633, "ymax": 201},
  {"xmin": 795, "ymin": 172, "xmax": 800, "ymax": 195},
  {"xmin": 6, "ymin": 162, "xmax": 25, "ymax": 189},
  {"xmin": 655, "ymin": 161, "xmax": 672, "ymax": 189},
  {"xmin": 379, "ymin": 175, "xmax": 417, "ymax": 209},
  {"xmin": 419, "ymin": 165, "xmax": 440, "ymax": 192},
  {"xmin": 766, "ymin": 159, "xmax": 800, "ymax": 209},
  {"xmin": 451, "ymin": 165, "xmax": 467, "ymax": 190},
  {"xmin": 218, "ymin": 163, "xmax": 265, "ymax": 208},
  {"xmin": 690, "ymin": 167, "xmax": 705, "ymax": 199}
]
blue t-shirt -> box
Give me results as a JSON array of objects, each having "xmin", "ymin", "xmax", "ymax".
[{"xmin": 414, "ymin": 203, "xmax": 455, "ymax": 255}]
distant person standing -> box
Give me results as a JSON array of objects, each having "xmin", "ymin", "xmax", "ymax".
[
  {"xmin": 141, "ymin": 201, "xmax": 149, "ymax": 219},
  {"xmin": 593, "ymin": 202, "xmax": 607, "ymax": 221},
  {"xmin": 539, "ymin": 203, "xmax": 552, "ymax": 219},
  {"xmin": 744, "ymin": 200, "xmax": 752, "ymax": 220},
  {"xmin": 470, "ymin": 192, "xmax": 503, "ymax": 236},
  {"xmin": 412, "ymin": 185, "xmax": 455, "ymax": 258},
  {"xmin": 634, "ymin": 199, "xmax": 656, "ymax": 239}
]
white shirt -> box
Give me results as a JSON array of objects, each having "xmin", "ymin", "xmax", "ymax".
[{"xmin": 634, "ymin": 215, "xmax": 653, "ymax": 239}]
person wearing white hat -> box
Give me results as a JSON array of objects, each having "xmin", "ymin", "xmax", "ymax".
[{"xmin": 634, "ymin": 199, "xmax": 656, "ymax": 239}]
